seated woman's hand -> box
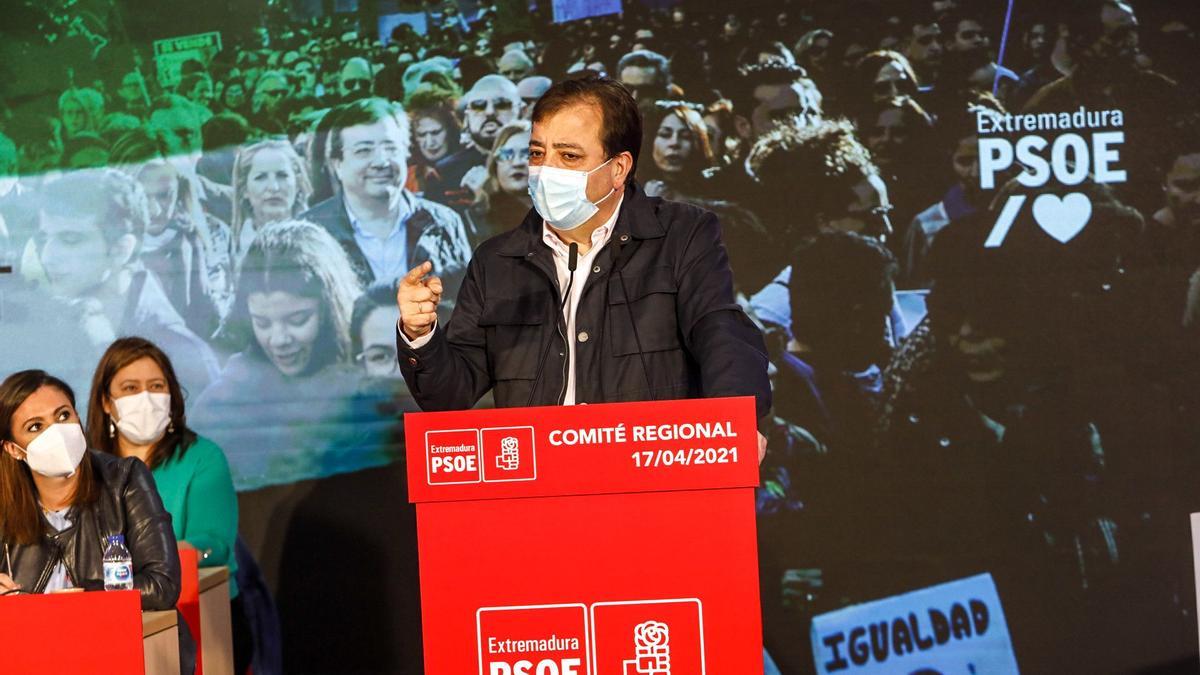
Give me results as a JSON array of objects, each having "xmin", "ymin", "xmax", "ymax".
[{"xmin": 0, "ymin": 573, "xmax": 21, "ymax": 595}]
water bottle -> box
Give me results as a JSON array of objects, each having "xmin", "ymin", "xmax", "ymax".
[{"xmin": 103, "ymin": 534, "xmax": 134, "ymax": 591}]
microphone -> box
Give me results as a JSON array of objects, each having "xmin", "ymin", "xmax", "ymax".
[{"xmin": 527, "ymin": 243, "xmax": 579, "ymax": 407}]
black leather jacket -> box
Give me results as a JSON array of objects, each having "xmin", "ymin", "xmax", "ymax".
[{"xmin": 2, "ymin": 451, "xmax": 181, "ymax": 610}]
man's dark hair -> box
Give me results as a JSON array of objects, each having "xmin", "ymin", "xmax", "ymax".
[
  {"xmin": 725, "ymin": 62, "xmax": 808, "ymax": 119},
  {"xmin": 176, "ymin": 72, "xmax": 211, "ymax": 98},
  {"xmin": 790, "ymin": 230, "xmax": 897, "ymax": 350},
  {"xmin": 458, "ymin": 56, "xmax": 494, "ymax": 90},
  {"xmin": 531, "ymin": 75, "xmax": 642, "ymax": 185},
  {"xmin": 351, "ymin": 282, "xmax": 399, "ymax": 356},
  {"xmin": 1053, "ymin": 0, "xmax": 1126, "ymax": 52},
  {"xmin": 938, "ymin": 6, "xmax": 1000, "ymax": 43},
  {"xmin": 857, "ymin": 95, "xmax": 935, "ymax": 137},
  {"xmin": 285, "ymin": 95, "xmax": 322, "ymax": 116},
  {"xmin": 322, "ymin": 96, "xmax": 409, "ymax": 163},
  {"xmin": 748, "ymin": 119, "xmax": 878, "ymax": 234},
  {"xmin": 109, "ymin": 127, "xmax": 168, "ymax": 165},
  {"xmin": 902, "ymin": 3, "xmax": 941, "ymax": 32},
  {"xmin": 179, "ymin": 59, "xmax": 207, "ymax": 78},
  {"xmin": 939, "ymin": 93, "xmax": 1005, "ymax": 154},
  {"xmin": 1161, "ymin": 122, "xmax": 1200, "ymax": 175},
  {"xmin": 925, "ymin": 211, "xmax": 1024, "ymax": 341},
  {"xmin": 63, "ymin": 132, "xmax": 109, "ymax": 167},
  {"xmin": 201, "ymin": 112, "xmax": 253, "ymax": 152}
]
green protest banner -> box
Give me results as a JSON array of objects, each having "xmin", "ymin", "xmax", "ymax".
[{"xmin": 153, "ymin": 31, "xmax": 222, "ymax": 88}]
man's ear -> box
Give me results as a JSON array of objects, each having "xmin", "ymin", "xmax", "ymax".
[
  {"xmin": 613, "ymin": 151, "xmax": 633, "ymax": 186},
  {"xmin": 109, "ymin": 233, "xmax": 138, "ymax": 268}
]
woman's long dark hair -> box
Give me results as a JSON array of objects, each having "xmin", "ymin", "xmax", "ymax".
[
  {"xmin": 218, "ymin": 219, "xmax": 363, "ymax": 372},
  {"xmin": 0, "ymin": 370, "xmax": 97, "ymax": 545},
  {"xmin": 638, "ymin": 101, "xmax": 716, "ymax": 193},
  {"xmin": 86, "ymin": 337, "xmax": 198, "ymax": 469}
]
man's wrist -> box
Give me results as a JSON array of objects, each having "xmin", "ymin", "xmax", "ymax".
[
  {"xmin": 402, "ymin": 325, "xmax": 430, "ymax": 341},
  {"xmin": 397, "ymin": 319, "xmax": 438, "ymax": 349}
]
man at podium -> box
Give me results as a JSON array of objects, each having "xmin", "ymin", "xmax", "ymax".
[{"xmin": 395, "ymin": 75, "xmax": 770, "ymax": 453}]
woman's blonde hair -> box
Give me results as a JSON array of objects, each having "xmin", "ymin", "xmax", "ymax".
[
  {"xmin": 231, "ymin": 139, "xmax": 313, "ymax": 246},
  {"xmin": 477, "ymin": 120, "xmax": 532, "ymax": 211}
]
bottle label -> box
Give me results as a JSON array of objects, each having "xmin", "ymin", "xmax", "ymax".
[{"xmin": 104, "ymin": 561, "xmax": 133, "ymax": 589}]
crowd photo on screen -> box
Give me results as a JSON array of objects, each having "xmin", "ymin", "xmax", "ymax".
[{"xmin": 3, "ymin": 0, "xmax": 1200, "ymax": 671}]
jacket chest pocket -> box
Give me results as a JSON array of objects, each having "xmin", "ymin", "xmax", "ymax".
[
  {"xmin": 478, "ymin": 294, "xmax": 552, "ymax": 380},
  {"xmin": 606, "ymin": 265, "xmax": 682, "ymax": 356}
]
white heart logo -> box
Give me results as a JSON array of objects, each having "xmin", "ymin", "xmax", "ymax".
[{"xmin": 1032, "ymin": 192, "xmax": 1092, "ymax": 244}]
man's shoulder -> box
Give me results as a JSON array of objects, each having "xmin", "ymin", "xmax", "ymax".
[
  {"xmin": 1134, "ymin": 69, "xmax": 1181, "ymax": 98},
  {"xmin": 297, "ymin": 195, "xmax": 346, "ymax": 226},
  {"xmin": 655, "ymin": 193, "xmax": 712, "ymax": 218},
  {"xmin": 649, "ymin": 193, "xmax": 720, "ymax": 241},
  {"xmin": 409, "ymin": 192, "xmax": 465, "ymax": 226},
  {"xmin": 471, "ymin": 225, "xmax": 528, "ymax": 261},
  {"xmin": 1022, "ymin": 75, "xmax": 1073, "ymax": 112}
]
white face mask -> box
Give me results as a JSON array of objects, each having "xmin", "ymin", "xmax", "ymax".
[
  {"xmin": 527, "ymin": 158, "xmax": 616, "ymax": 231},
  {"xmin": 113, "ymin": 392, "xmax": 172, "ymax": 445},
  {"xmin": 16, "ymin": 423, "xmax": 88, "ymax": 478}
]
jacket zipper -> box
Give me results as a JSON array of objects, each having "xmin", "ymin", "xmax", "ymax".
[
  {"xmin": 32, "ymin": 545, "xmax": 59, "ymax": 594},
  {"xmin": 529, "ymin": 247, "xmax": 573, "ymax": 406},
  {"xmin": 556, "ymin": 315, "xmax": 569, "ymax": 404}
]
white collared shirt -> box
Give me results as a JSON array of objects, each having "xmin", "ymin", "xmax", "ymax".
[
  {"xmin": 346, "ymin": 194, "xmax": 413, "ymax": 283},
  {"xmin": 400, "ymin": 194, "xmax": 624, "ymax": 406},
  {"xmin": 543, "ymin": 194, "xmax": 622, "ymax": 405}
]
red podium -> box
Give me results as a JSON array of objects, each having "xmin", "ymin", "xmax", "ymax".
[
  {"xmin": 406, "ymin": 396, "xmax": 763, "ymax": 674},
  {"xmin": 0, "ymin": 590, "xmax": 144, "ymax": 674}
]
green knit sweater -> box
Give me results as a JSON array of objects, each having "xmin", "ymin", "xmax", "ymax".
[{"xmin": 151, "ymin": 436, "xmax": 240, "ymax": 598}]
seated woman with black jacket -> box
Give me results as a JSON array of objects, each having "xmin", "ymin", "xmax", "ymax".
[{"xmin": 0, "ymin": 369, "xmax": 180, "ymax": 608}]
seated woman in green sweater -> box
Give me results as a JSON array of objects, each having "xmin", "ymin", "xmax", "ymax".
[{"xmin": 86, "ymin": 336, "xmax": 251, "ymax": 673}]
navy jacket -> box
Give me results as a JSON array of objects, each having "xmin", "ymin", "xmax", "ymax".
[{"xmin": 397, "ymin": 182, "xmax": 772, "ymax": 418}]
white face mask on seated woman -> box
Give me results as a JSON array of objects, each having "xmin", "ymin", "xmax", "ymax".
[
  {"xmin": 113, "ymin": 392, "xmax": 172, "ymax": 445},
  {"xmin": 14, "ymin": 423, "xmax": 88, "ymax": 478}
]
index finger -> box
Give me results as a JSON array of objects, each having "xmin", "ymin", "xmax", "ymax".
[{"xmin": 403, "ymin": 261, "xmax": 433, "ymax": 284}]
